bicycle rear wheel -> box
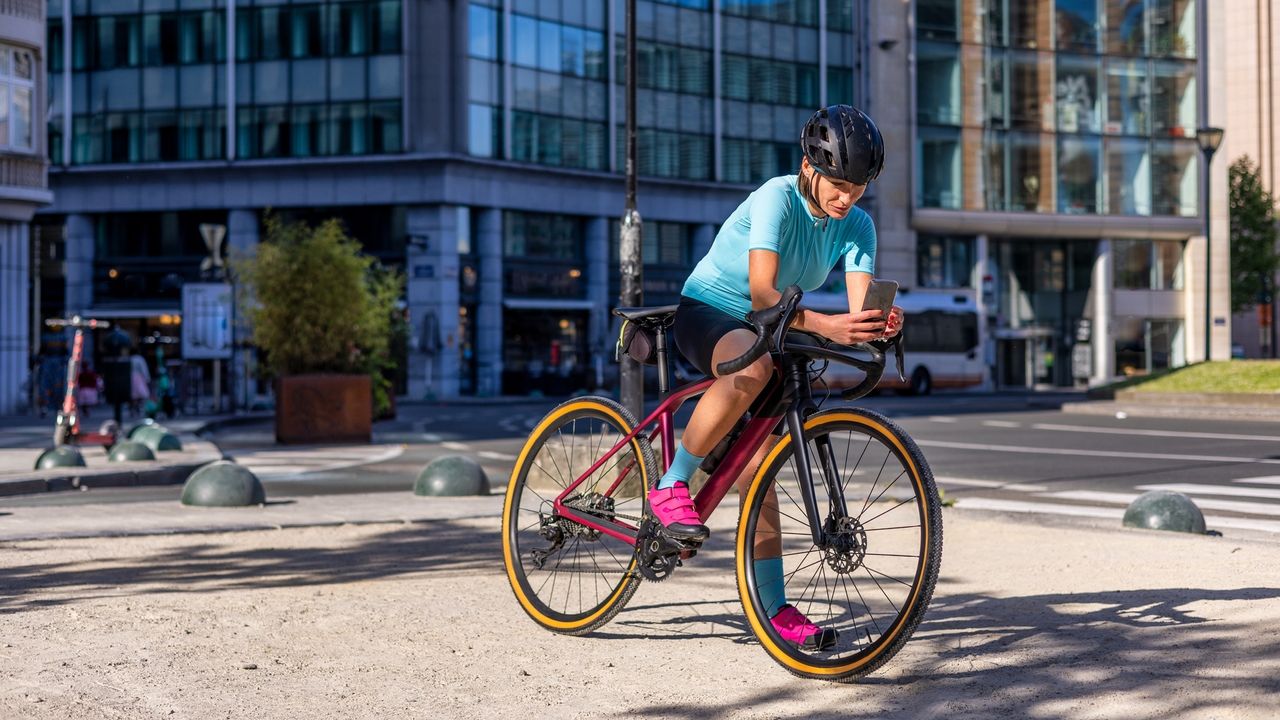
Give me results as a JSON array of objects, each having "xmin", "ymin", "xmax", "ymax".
[
  {"xmin": 736, "ymin": 407, "xmax": 943, "ymax": 681},
  {"xmin": 501, "ymin": 396, "xmax": 655, "ymax": 635}
]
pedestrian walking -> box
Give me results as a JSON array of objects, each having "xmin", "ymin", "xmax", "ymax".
[{"xmin": 130, "ymin": 350, "xmax": 152, "ymax": 418}]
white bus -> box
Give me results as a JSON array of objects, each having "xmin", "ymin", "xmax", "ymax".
[{"xmin": 803, "ymin": 289, "xmax": 985, "ymax": 395}]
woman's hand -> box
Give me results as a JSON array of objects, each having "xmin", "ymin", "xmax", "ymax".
[
  {"xmin": 883, "ymin": 305, "xmax": 904, "ymax": 339},
  {"xmin": 816, "ymin": 309, "xmax": 888, "ymax": 345}
]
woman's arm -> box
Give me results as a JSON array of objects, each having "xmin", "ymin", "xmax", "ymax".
[{"xmin": 746, "ymin": 253, "xmax": 886, "ymax": 342}]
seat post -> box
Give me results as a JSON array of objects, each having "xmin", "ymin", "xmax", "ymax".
[{"xmin": 655, "ymin": 327, "xmax": 671, "ymax": 397}]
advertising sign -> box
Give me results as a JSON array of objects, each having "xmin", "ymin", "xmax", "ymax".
[{"xmin": 182, "ymin": 283, "xmax": 233, "ymax": 359}]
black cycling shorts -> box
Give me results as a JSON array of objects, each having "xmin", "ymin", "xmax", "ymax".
[{"xmin": 671, "ymin": 296, "xmax": 753, "ymax": 377}]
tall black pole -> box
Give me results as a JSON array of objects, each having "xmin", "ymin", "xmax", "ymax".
[
  {"xmin": 1203, "ymin": 148, "xmax": 1213, "ymax": 362},
  {"xmin": 618, "ymin": 0, "xmax": 644, "ymax": 417}
]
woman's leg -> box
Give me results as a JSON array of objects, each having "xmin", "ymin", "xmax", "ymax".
[
  {"xmin": 677, "ymin": 329, "xmax": 775, "ymax": 456},
  {"xmin": 650, "ymin": 328, "xmax": 774, "ymax": 538}
]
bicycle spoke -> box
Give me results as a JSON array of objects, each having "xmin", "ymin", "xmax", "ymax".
[
  {"xmin": 845, "ymin": 571, "xmax": 883, "ymax": 637},
  {"xmin": 860, "ymin": 450, "xmax": 893, "ymax": 516},
  {"xmin": 865, "ymin": 468, "xmax": 908, "ymax": 509},
  {"xmin": 842, "ymin": 431, "xmax": 872, "ymax": 497},
  {"xmin": 860, "ymin": 495, "xmax": 916, "ymax": 527},
  {"xmin": 864, "ymin": 564, "xmax": 914, "ymax": 588},
  {"xmin": 864, "ymin": 565, "xmax": 901, "ymax": 615}
]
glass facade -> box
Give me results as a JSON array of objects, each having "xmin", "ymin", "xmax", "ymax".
[
  {"xmin": 47, "ymin": 0, "xmax": 402, "ymax": 164},
  {"xmin": 916, "ymin": 0, "xmax": 1198, "ymax": 217},
  {"xmin": 609, "ymin": 219, "xmax": 695, "ymax": 305},
  {"xmin": 235, "ymin": 0, "xmax": 402, "ymax": 158},
  {"xmin": 917, "ymin": 234, "xmax": 972, "ymax": 288},
  {"xmin": 467, "ymin": 0, "xmax": 861, "ymax": 183},
  {"xmin": 1113, "ymin": 238, "xmax": 1183, "ymax": 290}
]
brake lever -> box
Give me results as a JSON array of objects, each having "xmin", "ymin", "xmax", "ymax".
[{"xmin": 893, "ymin": 333, "xmax": 906, "ymax": 383}]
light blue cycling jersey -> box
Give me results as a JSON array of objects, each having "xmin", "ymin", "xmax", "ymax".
[{"xmin": 682, "ymin": 174, "xmax": 877, "ymax": 320}]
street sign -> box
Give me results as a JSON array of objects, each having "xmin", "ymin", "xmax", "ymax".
[{"xmin": 182, "ymin": 283, "xmax": 233, "ymax": 359}]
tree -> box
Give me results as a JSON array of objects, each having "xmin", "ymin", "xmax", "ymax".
[
  {"xmin": 1229, "ymin": 156, "xmax": 1280, "ymax": 314},
  {"xmin": 234, "ymin": 215, "xmax": 405, "ymax": 415}
]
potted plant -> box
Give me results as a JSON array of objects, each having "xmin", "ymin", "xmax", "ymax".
[{"xmin": 235, "ymin": 215, "xmax": 405, "ymax": 444}]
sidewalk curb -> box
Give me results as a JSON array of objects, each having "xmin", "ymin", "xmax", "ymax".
[
  {"xmin": 0, "ymin": 461, "xmax": 214, "ymax": 498},
  {"xmin": 1062, "ymin": 400, "xmax": 1280, "ymax": 422},
  {"xmin": 0, "ymin": 418, "xmax": 240, "ymax": 497}
]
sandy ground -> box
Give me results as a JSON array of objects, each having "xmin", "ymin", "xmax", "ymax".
[{"xmin": 1, "ymin": 509, "xmax": 1278, "ymax": 720}]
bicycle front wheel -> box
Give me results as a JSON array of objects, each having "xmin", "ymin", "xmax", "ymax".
[
  {"xmin": 737, "ymin": 407, "xmax": 943, "ymax": 681},
  {"xmin": 501, "ymin": 396, "xmax": 656, "ymax": 635}
]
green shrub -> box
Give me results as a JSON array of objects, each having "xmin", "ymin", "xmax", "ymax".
[{"xmin": 234, "ymin": 215, "xmax": 405, "ymax": 415}]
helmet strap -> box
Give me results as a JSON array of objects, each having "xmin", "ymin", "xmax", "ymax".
[{"xmin": 802, "ymin": 169, "xmax": 830, "ymax": 227}]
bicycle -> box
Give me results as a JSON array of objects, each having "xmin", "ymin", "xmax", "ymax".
[{"xmin": 501, "ymin": 286, "xmax": 943, "ymax": 681}]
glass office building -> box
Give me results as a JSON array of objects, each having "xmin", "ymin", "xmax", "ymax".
[
  {"xmin": 9, "ymin": 0, "xmax": 1223, "ymax": 404},
  {"xmin": 908, "ymin": 0, "xmax": 1218, "ymax": 388},
  {"xmin": 31, "ymin": 0, "xmax": 871, "ymax": 402}
]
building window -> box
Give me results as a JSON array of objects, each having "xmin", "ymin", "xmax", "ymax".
[
  {"xmin": 609, "ymin": 220, "xmax": 694, "ymax": 305},
  {"xmin": 504, "ymin": 211, "xmax": 586, "ymax": 299},
  {"xmin": 1150, "ymin": 139, "xmax": 1197, "ymax": 216},
  {"xmin": 1056, "ymin": 54, "xmax": 1100, "ymax": 134},
  {"xmin": 1115, "ymin": 317, "xmax": 1184, "ymax": 376},
  {"xmin": 1105, "ymin": 58, "xmax": 1148, "ymax": 135},
  {"xmin": 1105, "ymin": 136, "xmax": 1151, "ymax": 215},
  {"xmin": 1055, "ymin": 0, "xmax": 1099, "ymax": 53},
  {"xmin": 917, "ymin": 235, "xmax": 973, "ymax": 288},
  {"xmin": 1057, "ymin": 135, "xmax": 1101, "ymax": 214},
  {"xmin": 917, "ymin": 42, "xmax": 961, "ymax": 126},
  {"xmin": 916, "ymin": 0, "xmax": 958, "ymax": 41},
  {"xmin": 0, "ymin": 45, "xmax": 36, "ymax": 153},
  {"xmin": 1114, "ymin": 239, "xmax": 1184, "ymax": 290},
  {"xmin": 917, "ymin": 126, "xmax": 961, "ymax": 209}
]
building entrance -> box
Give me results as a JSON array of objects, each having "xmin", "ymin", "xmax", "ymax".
[
  {"xmin": 501, "ymin": 309, "xmax": 589, "ymax": 395},
  {"xmin": 990, "ymin": 239, "xmax": 1096, "ymax": 387}
]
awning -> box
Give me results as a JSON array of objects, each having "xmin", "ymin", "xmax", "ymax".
[{"xmin": 82, "ymin": 307, "xmax": 181, "ymax": 319}]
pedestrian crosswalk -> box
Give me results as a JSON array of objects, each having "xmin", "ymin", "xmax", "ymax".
[
  {"xmin": 228, "ymin": 445, "xmax": 405, "ymax": 479},
  {"xmin": 943, "ymin": 475, "xmax": 1280, "ymax": 534}
]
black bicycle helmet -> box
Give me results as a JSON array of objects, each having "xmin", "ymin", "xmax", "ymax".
[{"xmin": 801, "ymin": 104, "xmax": 884, "ymax": 185}]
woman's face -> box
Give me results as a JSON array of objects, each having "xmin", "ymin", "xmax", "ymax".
[{"xmin": 803, "ymin": 159, "xmax": 867, "ymax": 220}]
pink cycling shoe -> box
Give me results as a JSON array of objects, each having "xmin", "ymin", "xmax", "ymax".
[
  {"xmin": 647, "ymin": 483, "xmax": 710, "ymax": 542},
  {"xmin": 771, "ymin": 604, "xmax": 838, "ymax": 650}
]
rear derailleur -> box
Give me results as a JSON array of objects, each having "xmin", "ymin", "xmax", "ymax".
[{"xmin": 634, "ymin": 517, "xmax": 701, "ymax": 582}]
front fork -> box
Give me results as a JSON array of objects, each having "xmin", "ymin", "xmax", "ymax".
[{"xmin": 782, "ymin": 362, "xmax": 846, "ymax": 549}]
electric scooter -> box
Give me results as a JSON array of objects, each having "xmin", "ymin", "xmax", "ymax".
[{"xmin": 47, "ymin": 316, "xmax": 121, "ymax": 448}]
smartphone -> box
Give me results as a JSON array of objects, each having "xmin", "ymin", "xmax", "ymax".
[{"xmin": 861, "ymin": 279, "xmax": 898, "ymax": 319}]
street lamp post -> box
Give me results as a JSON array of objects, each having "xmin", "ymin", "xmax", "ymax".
[
  {"xmin": 1196, "ymin": 126, "xmax": 1223, "ymax": 363},
  {"xmin": 617, "ymin": 0, "xmax": 643, "ymax": 417}
]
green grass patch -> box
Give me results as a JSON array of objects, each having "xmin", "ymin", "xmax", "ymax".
[{"xmin": 1120, "ymin": 361, "xmax": 1280, "ymax": 394}]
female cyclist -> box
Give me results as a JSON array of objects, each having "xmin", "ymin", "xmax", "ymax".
[{"xmin": 648, "ymin": 104, "xmax": 903, "ymax": 650}]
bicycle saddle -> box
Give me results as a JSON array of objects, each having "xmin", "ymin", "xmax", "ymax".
[{"xmin": 612, "ymin": 305, "xmax": 678, "ymax": 327}]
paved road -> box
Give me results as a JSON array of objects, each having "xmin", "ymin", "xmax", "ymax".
[{"xmin": 5, "ymin": 392, "xmax": 1280, "ymax": 535}]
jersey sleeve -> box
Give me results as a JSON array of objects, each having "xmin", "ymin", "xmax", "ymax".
[
  {"xmin": 842, "ymin": 209, "xmax": 877, "ymax": 274},
  {"xmin": 746, "ymin": 183, "xmax": 791, "ymax": 254}
]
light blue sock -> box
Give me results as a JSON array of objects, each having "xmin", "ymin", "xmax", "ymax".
[
  {"xmin": 656, "ymin": 444, "xmax": 705, "ymax": 490},
  {"xmin": 755, "ymin": 557, "xmax": 786, "ymax": 618}
]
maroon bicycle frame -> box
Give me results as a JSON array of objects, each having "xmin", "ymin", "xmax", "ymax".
[{"xmin": 550, "ymin": 378, "xmax": 783, "ymax": 546}]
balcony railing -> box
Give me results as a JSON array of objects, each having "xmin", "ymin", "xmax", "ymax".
[{"xmin": 0, "ymin": 155, "xmax": 48, "ymax": 190}]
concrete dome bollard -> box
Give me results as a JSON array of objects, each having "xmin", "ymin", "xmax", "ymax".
[
  {"xmin": 127, "ymin": 419, "xmax": 160, "ymax": 439},
  {"xmin": 135, "ymin": 427, "xmax": 183, "ymax": 452},
  {"xmin": 34, "ymin": 446, "xmax": 87, "ymax": 470},
  {"xmin": 414, "ymin": 455, "xmax": 490, "ymax": 497},
  {"xmin": 1122, "ymin": 490, "xmax": 1206, "ymax": 534},
  {"xmin": 181, "ymin": 461, "xmax": 266, "ymax": 507},
  {"xmin": 108, "ymin": 441, "xmax": 157, "ymax": 462}
]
